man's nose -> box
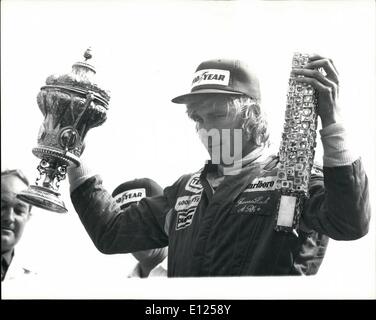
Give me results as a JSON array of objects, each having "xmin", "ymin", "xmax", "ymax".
[
  {"xmin": 199, "ymin": 120, "xmax": 215, "ymax": 131},
  {"xmin": 1, "ymin": 207, "xmax": 15, "ymax": 223}
]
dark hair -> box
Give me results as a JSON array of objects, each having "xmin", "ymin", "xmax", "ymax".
[
  {"xmin": 1, "ymin": 169, "xmax": 32, "ymax": 212},
  {"xmin": 1, "ymin": 169, "xmax": 30, "ymax": 186}
]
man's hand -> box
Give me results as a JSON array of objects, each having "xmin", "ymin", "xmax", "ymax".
[
  {"xmin": 291, "ymin": 54, "xmax": 340, "ymax": 128},
  {"xmin": 128, "ymin": 262, "xmax": 150, "ymax": 278},
  {"xmin": 127, "ymin": 247, "xmax": 168, "ymax": 278},
  {"xmin": 132, "ymin": 247, "xmax": 167, "ymax": 264}
]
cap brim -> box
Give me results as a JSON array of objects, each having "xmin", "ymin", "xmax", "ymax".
[{"xmin": 171, "ymin": 89, "xmax": 243, "ymax": 104}]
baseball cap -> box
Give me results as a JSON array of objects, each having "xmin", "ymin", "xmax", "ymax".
[
  {"xmin": 112, "ymin": 178, "xmax": 163, "ymax": 210},
  {"xmin": 171, "ymin": 58, "xmax": 261, "ymax": 104}
]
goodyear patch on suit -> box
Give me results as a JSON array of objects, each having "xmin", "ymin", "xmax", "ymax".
[{"xmin": 175, "ymin": 194, "xmax": 201, "ymax": 230}]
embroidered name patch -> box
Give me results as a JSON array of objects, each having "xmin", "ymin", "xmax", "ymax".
[
  {"xmin": 191, "ymin": 69, "xmax": 230, "ymax": 89},
  {"xmin": 114, "ymin": 188, "xmax": 146, "ymax": 206},
  {"xmin": 185, "ymin": 173, "xmax": 203, "ymax": 194},
  {"xmin": 175, "ymin": 195, "xmax": 201, "ymax": 230},
  {"xmin": 244, "ymin": 176, "xmax": 278, "ymax": 192},
  {"xmin": 234, "ymin": 195, "xmax": 274, "ymax": 216}
]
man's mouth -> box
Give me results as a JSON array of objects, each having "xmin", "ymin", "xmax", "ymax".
[
  {"xmin": 1, "ymin": 227, "xmax": 14, "ymax": 235},
  {"xmin": 208, "ymin": 141, "xmax": 221, "ymax": 149}
]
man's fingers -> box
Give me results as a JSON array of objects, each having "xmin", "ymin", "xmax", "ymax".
[
  {"xmin": 308, "ymin": 54, "xmax": 340, "ymax": 76},
  {"xmin": 291, "ymin": 68, "xmax": 338, "ymax": 94},
  {"xmin": 293, "ymin": 76, "xmax": 336, "ymax": 101},
  {"xmin": 304, "ymin": 59, "xmax": 339, "ymax": 84},
  {"xmin": 307, "ymin": 53, "xmax": 326, "ymax": 61}
]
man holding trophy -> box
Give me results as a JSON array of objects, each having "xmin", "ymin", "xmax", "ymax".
[{"xmin": 20, "ymin": 52, "xmax": 371, "ymax": 276}]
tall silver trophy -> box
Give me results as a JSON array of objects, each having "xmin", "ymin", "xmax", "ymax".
[
  {"xmin": 274, "ymin": 53, "xmax": 319, "ymax": 232},
  {"xmin": 17, "ymin": 49, "xmax": 111, "ymax": 213}
]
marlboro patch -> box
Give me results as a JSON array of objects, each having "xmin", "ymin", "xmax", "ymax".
[
  {"xmin": 244, "ymin": 176, "xmax": 278, "ymax": 192},
  {"xmin": 191, "ymin": 69, "xmax": 230, "ymax": 89},
  {"xmin": 175, "ymin": 195, "xmax": 201, "ymax": 230}
]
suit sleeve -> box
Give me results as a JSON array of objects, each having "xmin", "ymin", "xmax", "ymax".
[
  {"xmin": 302, "ymin": 159, "xmax": 371, "ymax": 240},
  {"xmin": 70, "ymin": 174, "xmax": 177, "ymax": 254}
]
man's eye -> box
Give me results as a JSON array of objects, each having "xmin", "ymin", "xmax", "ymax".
[
  {"xmin": 207, "ymin": 114, "xmax": 226, "ymax": 120},
  {"xmin": 191, "ymin": 115, "xmax": 203, "ymax": 123},
  {"xmin": 1, "ymin": 202, "xmax": 7, "ymax": 211},
  {"xmin": 15, "ymin": 207, "xmax": 27, "ymax": 215}
]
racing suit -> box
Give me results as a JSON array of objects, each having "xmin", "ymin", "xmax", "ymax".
[{"xmin": 69, "ymin": 124, "xmax": 370, "ymax": 277}]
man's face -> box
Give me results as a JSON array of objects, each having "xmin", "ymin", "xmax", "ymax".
[
  {"xmin": 1, "ymin": 175, "xmax": 30, "ymax": 253},
  {"xmin": 187, "ymin": 96, "xmax": 251, "ymax": 165}
]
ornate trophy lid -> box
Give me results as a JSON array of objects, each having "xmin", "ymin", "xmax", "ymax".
[{"xmin": 42, "ymin": 48, "xmax": 110, "ymax": 106}]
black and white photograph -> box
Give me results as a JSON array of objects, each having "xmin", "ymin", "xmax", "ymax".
[{"xmin": 1, "ymin": 0, "xmax": 375, "ymax": 300}]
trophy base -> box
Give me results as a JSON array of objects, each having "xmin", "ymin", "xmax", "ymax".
[
  {"xmin": 17, "ymin": 185, "xmax": 68, "ymax": 213},
  {"xmin": 32, "ymin": 146, "xmax": 80, "ymax": 167}
]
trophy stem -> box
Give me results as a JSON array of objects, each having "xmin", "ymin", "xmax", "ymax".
[{"xmin": 17, "ymin": 158, "xmax": 69, "ymax": 213}]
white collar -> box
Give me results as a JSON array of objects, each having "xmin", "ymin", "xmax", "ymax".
[{"xmin": 217, "ymin": 144, "xmax": 272, "ymax": 176}]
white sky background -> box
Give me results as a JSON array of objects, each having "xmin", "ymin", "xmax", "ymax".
[{"xmin": 1, "ymin": 0, "xmax": 375, "ymax": 299}]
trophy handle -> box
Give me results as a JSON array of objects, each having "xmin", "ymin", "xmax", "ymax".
[{"xmin": 72, "ymin": 92, "xmax": 95, "ymax": 137}]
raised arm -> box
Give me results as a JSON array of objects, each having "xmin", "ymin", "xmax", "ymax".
[
  {"xmin": 68, "ymin": 164, "xmax": 172, "ymax": 253},
  {"xmin": 292, "ymin": 55, "xmax": 371, "ymax": 239}
]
